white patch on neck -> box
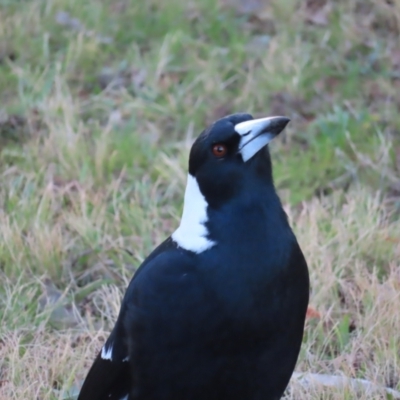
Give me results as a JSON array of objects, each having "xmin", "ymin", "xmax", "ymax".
[
  {"xmin": 101, "ymin": 343, "xmax": 113, "ymax": 361},
  {"xmin": 172, "ymin": 174, "xmax": 216, "ymax": 254}
]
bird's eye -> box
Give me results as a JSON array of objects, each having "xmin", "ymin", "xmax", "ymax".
[{"xmin": 212, "ymin": 143, "xmax": 228, "ymax": 158}]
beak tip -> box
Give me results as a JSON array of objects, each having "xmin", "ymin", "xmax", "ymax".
[{"xmin": 270, "ymin": 116, "xmax": 290, "ymax": 136}]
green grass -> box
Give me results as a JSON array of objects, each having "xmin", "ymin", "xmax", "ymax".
[{"xmin": 0, "ymin": 0, "xmax": 400, "ymax": 398}]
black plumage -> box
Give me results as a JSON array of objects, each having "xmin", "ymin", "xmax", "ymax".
[{"xmin": 78, "ymin": 113, "xmax": 309, "ymax": 400}]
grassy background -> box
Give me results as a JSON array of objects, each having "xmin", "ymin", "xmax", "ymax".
[{"xmin": 0, "ymin": 0, "xmax": 400, "ymax": 398}]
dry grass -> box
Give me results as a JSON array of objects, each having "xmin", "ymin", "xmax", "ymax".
[{"xmin": 0, "ymin": 0, "xmax": 400, "ymax": 399}]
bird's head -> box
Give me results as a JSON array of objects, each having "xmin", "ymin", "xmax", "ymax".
[
  {"xmin": 172, "ymin": 113, "xmax": 290, "ymax": 253},
  {"xmin": 188, "ymin": 113, "xmax": 289, "ymax": 208}
]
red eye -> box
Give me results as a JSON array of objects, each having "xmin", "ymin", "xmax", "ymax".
[{"xmin": 212, "ymin": 144, "xmax": 228, "ymax": 158}]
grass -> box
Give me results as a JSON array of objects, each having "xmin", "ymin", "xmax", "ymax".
[{"xmin": 0, "ymin": 0, "xmax": 400, "ymax": 398}]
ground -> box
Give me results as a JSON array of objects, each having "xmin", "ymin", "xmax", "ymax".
[{"xmin": 0, "ymin": 0, "xmax": 400, "ymax": 399}]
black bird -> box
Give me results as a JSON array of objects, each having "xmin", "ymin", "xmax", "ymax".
[{"xmin": 78, "ymin": 113, "xmax": 309, "ymax": 400}]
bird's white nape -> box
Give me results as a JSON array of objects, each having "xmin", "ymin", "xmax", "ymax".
[
  {"xmin": 172, "ymin": 174, "xmax": 216, "ymax": 254},
  {"xmin": 101, "ymin": 343, "xmax": 113, "ymax": 361}
]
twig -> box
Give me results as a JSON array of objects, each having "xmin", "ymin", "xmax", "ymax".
[{"xmin": 292, "ymin": 372, "xmax": 400, "ymax": 398}]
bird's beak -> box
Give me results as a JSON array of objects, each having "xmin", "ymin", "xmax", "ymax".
[{"xmin": 234, "ymin": 116, "xmax": 290, "ymax": 162}]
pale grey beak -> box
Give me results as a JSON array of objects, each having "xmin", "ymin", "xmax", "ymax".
[{"xmin": 234, "ymin": 116, "xmax": 290, "ymax": 162}]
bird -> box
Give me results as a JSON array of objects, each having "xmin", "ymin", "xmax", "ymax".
[{"xmin": 77, "ymin": 113, "xmax": 310, "ymax": 400}]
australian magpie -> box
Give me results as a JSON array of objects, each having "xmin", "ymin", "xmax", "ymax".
[{"xmin": 77, "ymin": 113, "xmax": 310, "ymax": 400}]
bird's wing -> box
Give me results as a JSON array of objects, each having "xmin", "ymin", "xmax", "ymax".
[
  {"xmin": 77, "ymin": 324, "xmax": 130, "ymax": 400},
  {"xmin": 78, "ymin": 238, "xmax": 185, "ymax": 400}
]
